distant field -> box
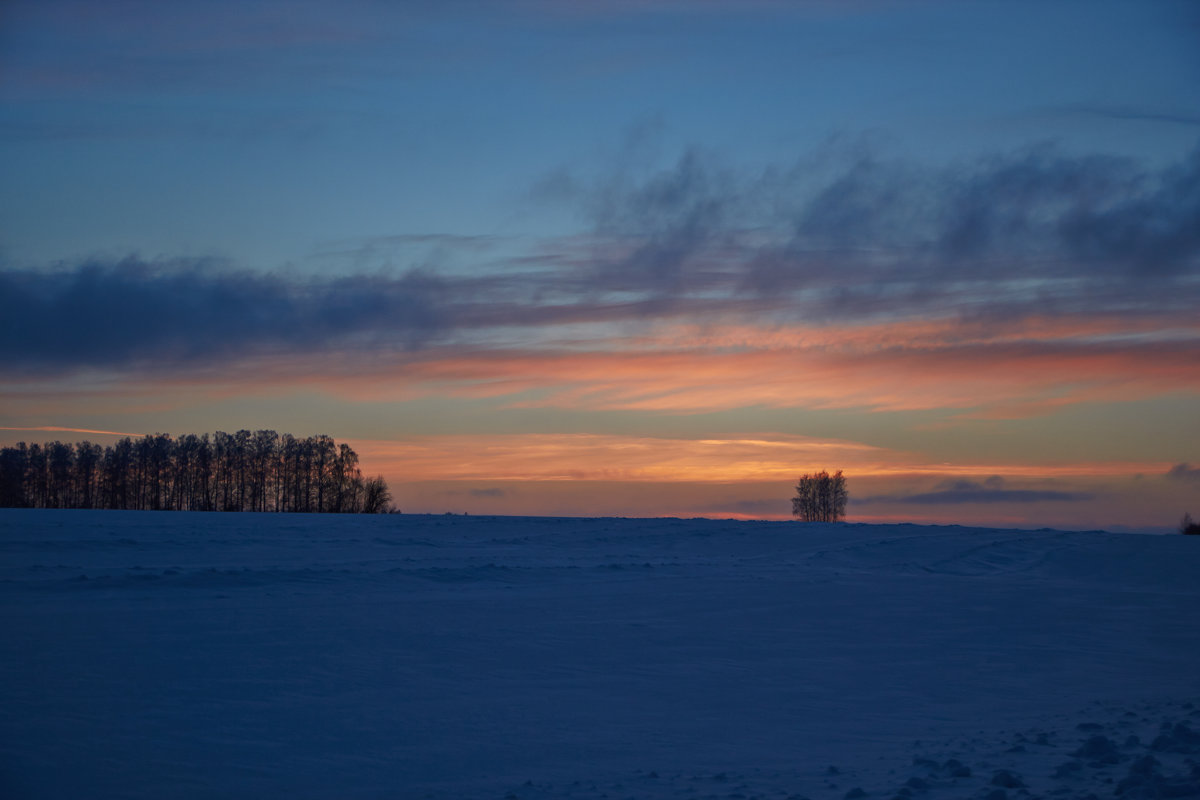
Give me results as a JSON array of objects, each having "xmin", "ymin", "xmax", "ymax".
[{"xmin": 2, "ymin": 510, "xmax": 1197, "ymax": 799}]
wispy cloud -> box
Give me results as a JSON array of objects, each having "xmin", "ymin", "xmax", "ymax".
[
  {"xmin": 347, "ymin": 433, "xmax": 1165, "ymax": 485},
  {"xmin": 1040, "ymin": 104, "xmax": 1200, "ymax": 129},
  {"xmin": 555, "ymin": 139, "xmax": 1200, "ymax": 295},
  {"xmin": 0, "ymin": 425, "xmax": 145, "ymax": 438},
  {"xmin": 1, "ymin": 0, "xmax": 387, "ymax": 96}
]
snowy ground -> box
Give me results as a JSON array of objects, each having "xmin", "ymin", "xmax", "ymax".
[{"xmin": 1, "ymin": 510, "xmax": 1198, "ymax": 799}]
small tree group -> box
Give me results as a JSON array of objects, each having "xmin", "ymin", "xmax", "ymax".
[
  {"xmin": 792, "ymin": 469, "xmax": 848, "ymax": 523},
  {"xmin": 1181, "ymin": 513, "xmax": 1200, "ymax": 535}
]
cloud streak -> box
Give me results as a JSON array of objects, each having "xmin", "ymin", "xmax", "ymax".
[
  {"xmin": 0, "ymin": 425, "xmax": 146, "ymax": 438},
  {"xmin": 857, "ymin": 477, "xmax": 1094, "ymax": 506},
  {"xmin": 350, "ymin": 433, "xmax": 887, "ymax": 484},
  {"xmin": 348, "ymin": 433, "xmax": 1165, "ymax": 485},
  {"xmin": 5, "ymin": 288, "xmax": 1198, "ymax": 420}
]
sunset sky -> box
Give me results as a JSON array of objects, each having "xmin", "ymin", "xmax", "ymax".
[{"xmin": 2, "ymin": 0, "xmax": 1198, "ymax": 530}]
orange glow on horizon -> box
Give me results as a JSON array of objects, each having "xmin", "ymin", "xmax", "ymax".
[
  {"xmin": 3, "ymin": 314, "xmax": 1194, "ymax": 532},
  {"xmin": 346, "ymin": 432, "xmax": 1173, "ymax": 485},
  {"xmin": 209, "ymin": 328, "xmax": 1200, "ymax": 416}
]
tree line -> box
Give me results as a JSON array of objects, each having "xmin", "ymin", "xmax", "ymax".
[{"xmin": 0, "ymin": 431, "xmax": 392, "ymax": 513}]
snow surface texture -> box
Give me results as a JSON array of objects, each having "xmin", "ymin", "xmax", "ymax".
[{"xmin": 1, "ymin": 510, "xmax": 1198, "ymax": 800}]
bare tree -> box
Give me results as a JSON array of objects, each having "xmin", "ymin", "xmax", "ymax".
[
  {"xmin": 0, "ymin": 445, "xmax": 27, "ymax": 507},
  {"xmin": 792, "ymin": 470, "xmax": 848, "ymax": 522},
  {"xmin": 46, "ymin": 442, "xmax": 73, "ymax": 508},
  {"xmin": 361, "ymin": 475, "xmax": 392, "ymax": 514},
  {"xmin": 74, "ymin": 442, "xmax": 102, "ymax": 509}
]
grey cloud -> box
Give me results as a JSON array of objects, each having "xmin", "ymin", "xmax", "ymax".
[
  {"xmin": 310, "ymin": 234, "xmax": 506, "ymax": 274},
  {"xmin": 1046, "ymin": 104, "xmax": 1200, "ymax": 129},
  {"xmin": 1056, "ymin": 148, "xmax": 1200, "ymax": 273},
  {"xmin": 701, "ymin": 498, "xmax": 787, "ymax": 517},
  {"xmin": 796, "ymin": 156, "xmax": 933, "ymax": 250},
  {"xmin": 0, "ymin": 2, "xmax": 512, "ymax": 144},
  {"xmin": 469, "ymin": 488, "xmax": 508, "ymax": 498},
  {"xmin": 899, "ymin": 489, "xmax": 1094, "ymax": 505},
  {"xmin": 0, "ymin": 254, "xmax": 782, "ymax": 374},
  {"xmin": 0, "ymin": 258, "xmax": 448, "ymax": 371},
  {"xmin": 587, "ymin": 149, "xmax": 736, "ymax": 295},
  {"xmin": 937, "ymin": 148, "xmax": 1138, "ymax": 263},
  {"xmin": 550, "ymin": 139, "xmax": 1200, "ymax": 323},
  {"xmin": 857, "ymin": 477, "xmax": 1093, "ymax": 506},
  {"xmin": 791, "ymin": 143, "xmax": 1200, "ymax": 274},
  {"xmin": 1167, "ymin": 463, "xmax": 1200, "ymax": 482}
]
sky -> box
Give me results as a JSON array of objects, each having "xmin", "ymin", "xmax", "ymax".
[{"xmin": 1, "ymin": 0, "xmax": 1198, "ymax": 530}]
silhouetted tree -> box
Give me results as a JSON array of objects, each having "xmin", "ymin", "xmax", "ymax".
[
  {"xmin": 47, "ymin": 441, "xmax": 74, "ymax": 508},
  {"xmin": 0, "ymin": 432, "xmax": 388, "ymax": 514},
  {"xmin": 250, "ymin": 430, "xmax": 278, "ymax": 512},
  {"xmin": 74, "ymin": 442, "xmax": 102, "ymax": 509},
  {"xmin": 0, "ymin": 444, "xmax": 27, "ymax": 507},
  {"xmin": 102, "ymin": 437, "xmax": 133, "ymax": 510},
  {"xmin": 792, "ymin": 469, "xmax": 848, "ymax": 522},
  {"xmin": 1182, "ymin": 513, "xmax": 1200, "ymax": 535},
  {"xmin": 331, "ymin": 443, "xmax": 359, "ymax": 513},
  {"xmin": 361, "ymin": 475, "xmax": 392, "ymax": 514}
]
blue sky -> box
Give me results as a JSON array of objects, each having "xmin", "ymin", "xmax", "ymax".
[
  {"xmin": 2, "ymin": 0, "xmax": 1198, "ymax": 528},
  {"xmin": 4, "ymin": 0, "xmax": 1196, "ymax": 267}
]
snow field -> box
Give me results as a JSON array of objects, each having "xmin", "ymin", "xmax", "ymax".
[{"xmin": 1, "ymin": 510, "xmax": 1197, "ymax": 799}]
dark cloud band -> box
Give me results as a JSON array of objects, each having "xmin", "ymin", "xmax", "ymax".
[
  {"xmin": 856, "ymin": 478, "xmax": 1094, "ymax": 506},
  {"xmin": 3, "ymin": 141, "xmax": 1198, "ymax": 375},
  {"xmin": 0, "ymin": 258, "xmax": 446, "ymax": 370}
]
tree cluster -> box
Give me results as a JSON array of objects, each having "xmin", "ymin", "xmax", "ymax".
[
  {"xmin": 0, "ymin": 431, "xmax": 392, "ymax": 513},
  {"xmin": 1182, "ymin": 513, "xmax": 1200, "ymax": 535},
  {"xmin": 792, "ymin": 469, "xmax": 848, "ymax": 523}
]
